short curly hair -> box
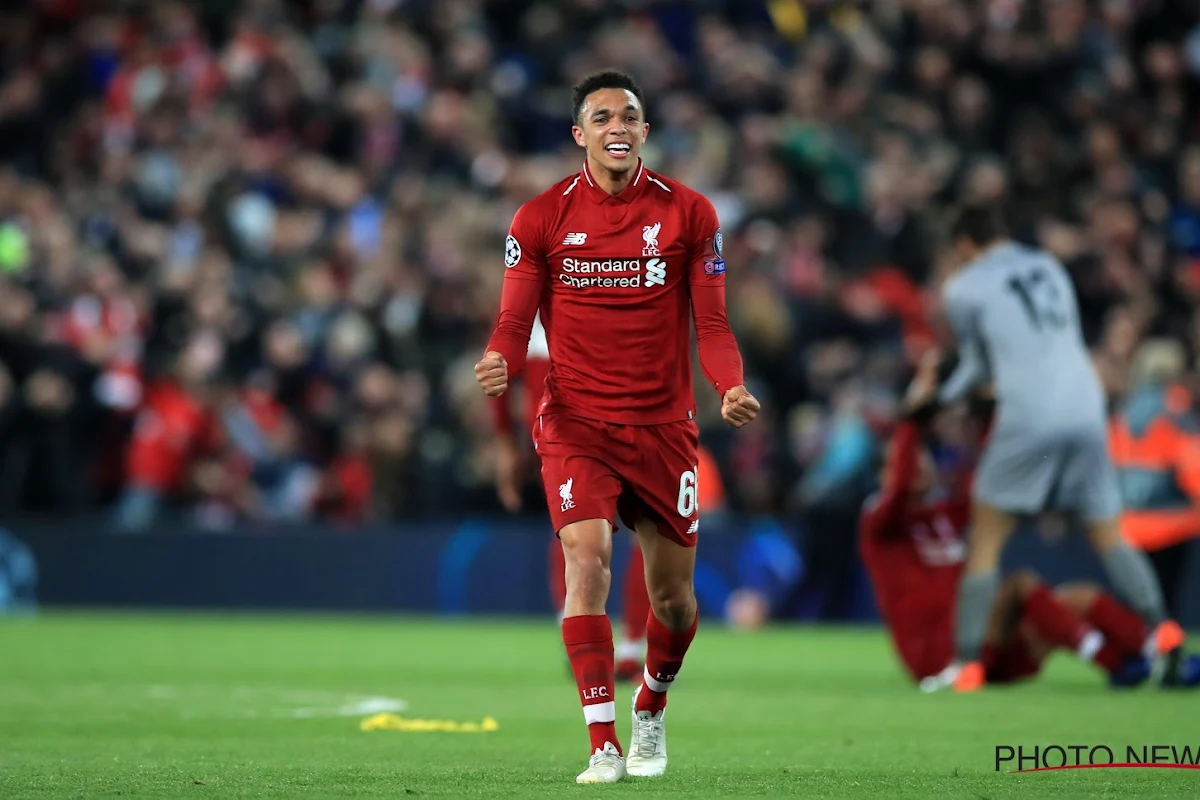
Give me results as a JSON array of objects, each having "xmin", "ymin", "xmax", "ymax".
[{"xmin": 571, "ymin": 70, "xmax": 646, "ymax": 127}]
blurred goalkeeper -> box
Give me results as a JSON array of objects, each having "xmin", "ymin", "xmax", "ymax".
[
  {"xmin": 860, "ymin": 351, "xmax": 1200, "ymax": 691},
  {"xmin": 935, "ymin": 206, "xmax": 1184, "ymax": 691}
]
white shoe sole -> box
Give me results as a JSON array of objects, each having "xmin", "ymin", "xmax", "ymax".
[
  {"xmin": 626, "ymin": 760, "xmax": 666, "ymax": 778},
  {"xmin": 575, "ymin": 754, "xmax": 626, "ymax": 784},
  {"xmin": 575, "ymin": 768, "xmax": 625, "ymax": 784}
]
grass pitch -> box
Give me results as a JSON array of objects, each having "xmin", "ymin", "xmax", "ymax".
[{"xmin": 0, "ymin": 612, "xmax": 1197, "ymax": 798}]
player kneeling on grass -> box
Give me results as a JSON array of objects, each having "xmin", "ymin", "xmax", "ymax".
[
  {"xmin": 476, "ymin": 70, "xmax": 758, "ymax": 784},
  {"xmin": 860, "ymin": 351, "xmax": 1200, "ymax": 692}
]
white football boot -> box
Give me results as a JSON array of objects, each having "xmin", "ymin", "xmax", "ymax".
[
  {"xmin": 625, "ymin": 685, "xmax": 668, "ymax": 777},
  {"xmin": 919, "ymin": 663, "xmax": 962, "ymax": 694},
  {"xmin": 575, "ymin": 741, "xmax": 626, "ymax": 784}
]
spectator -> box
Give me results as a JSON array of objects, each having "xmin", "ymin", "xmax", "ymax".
[{"xmin": 0, "ymin": 0, "xmax": 1192, "ymax": 530}]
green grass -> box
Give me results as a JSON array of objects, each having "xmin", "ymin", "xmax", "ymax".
[{"xmin": 0, "ymin": 612, "xmax": 1197, "ymax": 798}]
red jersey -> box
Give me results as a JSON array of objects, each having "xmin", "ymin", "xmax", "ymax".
[
  {"xmin": 485, "ymin": 160, "xmax": 743, "ymax": 425},
  {"xmin": 858, "ymin": 420, "xmax": 970, "ymax": 681}
]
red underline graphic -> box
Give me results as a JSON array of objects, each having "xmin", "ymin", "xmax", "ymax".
[{"xmin": 1012, "ymin": 763, "xmax": 1200, "ymax": 774}]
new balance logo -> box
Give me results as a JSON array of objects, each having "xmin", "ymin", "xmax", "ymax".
[
  {"xmin": 562, "ymin": 232, "xmax": 588, "ymax": 245},
  {"xmin": 559, "ymin": 478, "xmax": 575, "ymax": 512},
  {"xmin": 686, "ymin": 520, "xmax": 699, "ymax": 534},
  {"xmin": 645, "ymin": 258, "xmax": 666, "ymax": 287}
]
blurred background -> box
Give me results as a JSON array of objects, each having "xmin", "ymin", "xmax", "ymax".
[{"xmin": 0, "ymin": 0, "xmax": 1198, "ymax": 626}]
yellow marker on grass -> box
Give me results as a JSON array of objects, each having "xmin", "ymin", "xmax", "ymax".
[{"xmin": 360, "ymin": 713, "xmax": 499, "ymax": 733}]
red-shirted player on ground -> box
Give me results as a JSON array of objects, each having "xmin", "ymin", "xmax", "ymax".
[
  {"xmin": 861, "ymin": 351, "xmax": 1200, "ymax": 692},
  {"xmin": 488, "ymin": 312, "xmax": 651, "ymax": 680},
  {"xmin": 476, "ymin": 71, "xmax": 758, "ymax": 784}
]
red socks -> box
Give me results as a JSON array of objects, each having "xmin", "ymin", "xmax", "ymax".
[
  {"xmin": 637, "ymin": 611, "xmax": 698, "ymax": 715},
  {"xmin": 1085, "ymin": 592, "xmax": 1148, "ymax": 653},
  {"xmin": 1022, "ymin": 587, "xmax": 1132, "ymax": 675},
  {"xmin": 562, "ymin": 615, "xmax": 620, "ymax": 755},
  {"xmin": 1023, "ymin": 586, "xmax": 1090, "ymax": 650},
  {"xmin": 622, "ymin": 545, "xmax": 649, "ymax": 643}
]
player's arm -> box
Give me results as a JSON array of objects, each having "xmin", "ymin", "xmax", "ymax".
[
  {"xmin": 686, "ymin": 199, "xmax": 758, "ymax": 427},
  {"xmin": 483, "ymin": 303, "xmax": 525, "ymax": 433},
  {"xmin": 861, "ymin": 351, "xmax": 940, "ymax": 539},
  {"xmin": 477, "ymin": 206, "xmax": 546, "ymax": 397},
  {"xmin": 937, "ymin": 283, "xmax": 988, "ymax": 404},
  {"xmin": 860, "ymin": 420, "xmax": 922, "ymax": 540}
]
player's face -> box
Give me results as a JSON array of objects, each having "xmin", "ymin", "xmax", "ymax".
[{"xmin": 572, "ymin": 88, "xmax": 649, "ymax": 174}]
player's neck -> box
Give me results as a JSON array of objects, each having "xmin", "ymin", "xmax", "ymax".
[
  {"xmin": 975, "ymin": 238, "xmax": 1010, "ymax": 259},
  {"xmin": 959, "ymin": 238, "xmax": 1009, "ymax": 269},
  {"xmin": 585, "ymin": 156, "xmax": 637, "ymax": 196}
]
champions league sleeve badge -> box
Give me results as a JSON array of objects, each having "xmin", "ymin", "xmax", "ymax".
[{"xmin": 504, "ymin": 235, "xmax": 521, "ymax": 268}]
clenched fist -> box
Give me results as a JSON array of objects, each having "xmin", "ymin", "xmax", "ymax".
[
  {"xmin": 721, "ymin": 385, "xmax": 760, "ymax": 428},
  {"xmin": 475, "ymin": 351, "xmax": 509, "ymax": 397}
]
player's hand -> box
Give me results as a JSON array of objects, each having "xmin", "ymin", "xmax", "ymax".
[
  {"xmin": 494, "ymin": 435, "xmax": 523, "ymax": 513},
  {"xmin": 475, "ymin": 351, "xmax": 508, "ymax": 397},
  {"xmin": 721, "ymin": 385, "xmax": 760, "ymax": 428},
  {"xmin": 902, "ymin": 348, "xmax": 942, "ymax": 417}
]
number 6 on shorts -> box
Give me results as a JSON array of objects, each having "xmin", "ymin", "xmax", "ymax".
[{"xmin": 676, "ymin": 467, "xmax": 698, "ymax": 517}]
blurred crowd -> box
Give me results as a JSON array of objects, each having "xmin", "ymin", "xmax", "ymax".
[{"xmin": 1, "ymin": 0, "xmax": 1199, "ymax": 533}]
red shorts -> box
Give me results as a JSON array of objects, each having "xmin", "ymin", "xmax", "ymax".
[
  {"xmin": 532, "ymin": 413, "xmax": 701, "ymax": 546},
  {"xmin": 982, "ymin": 633, "xmax": 1044, "ymax": 684}
]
